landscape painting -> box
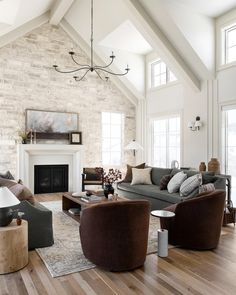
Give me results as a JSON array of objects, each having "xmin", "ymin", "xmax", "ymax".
[{"xmin": 26, "ymin": 109, "xmax": 78, "ymax": 134}]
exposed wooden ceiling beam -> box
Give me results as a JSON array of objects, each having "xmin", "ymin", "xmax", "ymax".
[
  {"xmin": 50, "ymin": 0, "xmax": 74, "ymax": 26},
  {"xmin": 0, "ymin": 12, "xmax": 49, "ymax": 48}
]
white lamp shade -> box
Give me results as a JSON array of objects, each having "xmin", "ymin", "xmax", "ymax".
[
  {"xmin": 125, "ymin": 140, "xmax": 143, "ymax": 151},
  {"xmin": 0, "ymin": 187, "xmax": 20, "ymax": 208}
]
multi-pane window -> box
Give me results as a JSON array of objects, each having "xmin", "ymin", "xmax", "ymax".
[
  {"xmin": 223, "ymin": 24, "xmax": 236, "ymax": 64},
  {"xmin": 221, "ymin": 106, "xmax": 236, "ymax": 203},
  {"xmin": 151, "ymin": 60, "xmax": 177, "ymax": 88},
  {"xmin": 151, "ymin": 115, "xmax": 180, "ymax": 168},
  {"xmin": 102, "ymin": 112, "xmax": 123, "ymax": 166}
]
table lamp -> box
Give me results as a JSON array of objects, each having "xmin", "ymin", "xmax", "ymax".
[{"xmin": 0, "ymin": 187, "xmax": 20, "ymax": 226}]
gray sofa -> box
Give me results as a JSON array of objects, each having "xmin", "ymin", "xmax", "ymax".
[{"xmin": 117, "ymin": 167, "xmax": 226, "ymax": 209}]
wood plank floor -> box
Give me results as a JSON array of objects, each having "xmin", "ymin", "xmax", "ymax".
[{"xmin": 0, "ymin": 193, "xmax": 235, "ymax": 295}]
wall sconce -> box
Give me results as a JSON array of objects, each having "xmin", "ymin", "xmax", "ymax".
[{"xmin": 188, "ymin": 116, "xmax": 202, "ymax": 131}]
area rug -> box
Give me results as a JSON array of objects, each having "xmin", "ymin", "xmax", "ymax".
[{"xmin": 36, "ymin": 201, "xmax": 162, "ymax": 278}]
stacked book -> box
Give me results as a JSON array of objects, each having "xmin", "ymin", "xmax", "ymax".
[
  {"xmin": 68, "ymin": 208, "xmax": 81, "ymax": 215},
  {"xmin": 81, "ymin": 195, "xmax": 103, "ymax": 203}
]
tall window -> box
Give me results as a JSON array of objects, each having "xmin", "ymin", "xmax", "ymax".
[
  {"xmin": 102, "ymin": 112, "xmax": 123, "ymax": 165},
  {"xmin": 222, "ymin": 106, "xmax": 236, "ymax": 203},
  {"xmin": 151, "ymin": 60, "xmax": 177, "ymax": 88},
  {"xmin": 223, "ymin": 24, "xmax": 236, "ymax": 64},
  {"xmin": 151, "ymin": 115, "xmax": 180, "ymax": 168}
]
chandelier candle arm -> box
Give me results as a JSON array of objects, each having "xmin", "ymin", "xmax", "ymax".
[
  {"xmin": 53, "ymin": 65, "xmax": 91, "ymax": 74},
  {"xmin": 74, "ymin": 69, "xmax": 91, "ymax": 81},
  {"xmin": 70, "ymin": 53, "xmax": 90, "ymax": 67},
  {"xmin": 96, "ymin": 66, "xmax": 130, "ymax": 77},
  {"xmin": 52, "ymin": 0, "xmax": 130, "ymax": 81}
]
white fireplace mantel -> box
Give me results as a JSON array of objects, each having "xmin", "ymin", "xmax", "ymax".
[{"xmin": 17, "ymin": 144, "xmax": 84, "ymax": 193}]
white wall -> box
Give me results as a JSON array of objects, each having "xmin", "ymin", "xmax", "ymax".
[{"xmin": 146, "ymin": 53, "xmax": 209, "ymax": 169}]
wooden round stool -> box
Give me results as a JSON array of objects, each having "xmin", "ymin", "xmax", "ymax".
[{"xmin": 0, "ymin": 220, "xmax": 28, "ymax": 274}]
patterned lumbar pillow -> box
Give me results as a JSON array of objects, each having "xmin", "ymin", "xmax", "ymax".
[
  {"xmin": 131, "ymin": 168, "xmax": 152, "ymax": 185},
  {"xmin": 199, "ymin": 183, "xmax": 215, "ymax": 193},
  {"xmin": 167, "ymin": 171, "xmax": 187, "ymax": 193},
  {"xmin": 159, "ymin": 175, "xmax": 172, "ymax": 190},
  {"xmin": 180, "ymin": 174, "xmax": 200, "ymax": 197}
]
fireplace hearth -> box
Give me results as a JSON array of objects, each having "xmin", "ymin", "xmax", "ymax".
[{"xmin": 34, "ymin": 165, "xmax": 68, "ymax": 194}]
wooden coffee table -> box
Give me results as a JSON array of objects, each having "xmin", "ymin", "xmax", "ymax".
[{"xmin": 62, "ymin": 192, "xmax": 126, "ymax": 222}]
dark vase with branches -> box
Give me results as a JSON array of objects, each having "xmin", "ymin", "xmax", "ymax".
[{"xmin": 96, "ymin": 168, "xmax": 122, "ymax": 198}]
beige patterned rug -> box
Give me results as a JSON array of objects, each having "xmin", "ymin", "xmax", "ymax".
[{"xmin": 36, "ymin": 201, "xmax": 161, "ymax": 278}]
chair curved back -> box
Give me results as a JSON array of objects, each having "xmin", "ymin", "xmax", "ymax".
[
  {"xmin": 160, "ymin": 190, "xmax": 226, "ymax": 250},
  {"xmin": 79, "ymin": 199, "xmax": 150, "ymax": 271},
  {"xmin": 81, "ymin": 167, "xmax": 103, "ymax": 191}
]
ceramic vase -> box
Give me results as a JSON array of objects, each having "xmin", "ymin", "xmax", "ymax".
[
  {"xmin": 208, "ymin": 158, "xmax": 220, "ymax": 174},
  {"xmin": 104, "ymin": 184, "xmax": 114, "ymax": 198},
  {"xmin": 199, "ymin": 162, "xmax": 206, "ymax": 172}
]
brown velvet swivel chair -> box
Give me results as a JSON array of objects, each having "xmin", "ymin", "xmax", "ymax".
[
  {"xmin": 160, "ymin": 190, "xmax": 226, "ymax": 250},
  {"xmin": 79, "ymin": 200, "xmax": 151, "ymax": 271}
]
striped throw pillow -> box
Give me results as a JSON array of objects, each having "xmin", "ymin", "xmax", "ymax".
[
  {"xmin": 167, "ymin": 171, "xmax": 187, "ymax": 193},
  {"xmin": 180, "ymin": 174, "xmax": 200, "ymax": 197}
]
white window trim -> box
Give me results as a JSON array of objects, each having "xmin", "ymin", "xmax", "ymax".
[
  {"xmin": 148, "ymin": 112, "xmax": 183, "ymax": 168},
  {"xmin": 216, "ymin": 10, "xmax": 236, "ymax": 70},
  {"xmin": 101, "ymin": 111, "xmax": 124, "ymax": 167},
  {"xmin": 219, "ymin": 102, "xmax": 236, "ymax": 174},
  {"xmin": 149, "ymin": 59, "xmax": 177, "ymax": 90}
]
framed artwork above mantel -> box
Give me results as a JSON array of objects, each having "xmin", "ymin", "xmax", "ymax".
[{"xmin": 25, "ymin": 109, "xmax": 79, "ymax": 140}]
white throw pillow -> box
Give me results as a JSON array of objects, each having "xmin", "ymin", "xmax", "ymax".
[
  {"xmin": 180, "ymin": 174, "xmax": 200, "ymax": 197},
  {"xmin": 131, "ymin": 168, "xmax": 152, "ymax": 185},
  {"xmin": 167, "ymin": 171, "xmax": 187, "ymax": 193}
]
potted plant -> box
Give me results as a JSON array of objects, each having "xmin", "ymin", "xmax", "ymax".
[
  {"xmin": 96, "ymin": 168, "xmax": 122, "ymax": 198},
  {"xmin": 18, "ymin": 130, "xmax": 29, "ymax": 144}
]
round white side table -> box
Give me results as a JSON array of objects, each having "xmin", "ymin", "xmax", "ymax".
[
  {"xmin": 151, "ymin": 210, "xmax": 175, "ymax": 257},
  {"xmin": 0, "ymin": 220, "xmax": 28, "ymax": 274}
]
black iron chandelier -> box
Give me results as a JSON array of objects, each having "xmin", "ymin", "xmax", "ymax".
[{"xmin": 53, "ymin": 0, "xmax": 130, "ymax": 81}]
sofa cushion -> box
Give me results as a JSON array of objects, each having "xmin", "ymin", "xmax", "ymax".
[
  {"xmin": 202, "ymin": 174, "xmax": 217, "ymax": 184},
  {"xmin": 123, "ymin": 163, "xmax": 145, "ymax": 183},
  {"xmin": 151, "ymin": 168, "xmax": 172, "ymax": 185},
  {"xmin": 0, "ymin": 178, "xmax": 35, "ymax": 204},
  {"xmin": 131, "ymin": 168, "xmax": 152, "ymax": 185},
  {"xmin": 0, "ymin": 171, "xmax": 14, "ymax": 180},
  {"xmin": 170, "ymin": 168, "xmax": 182, "ymax": 176},
  {"xmin": 180, "ymin": 174, "xmax": 200, "ymax": 197},
  {"xmin": 117, "ymin": 182, "xmax": 182, "ymax": 204},
  {"xmin": 159, "ymin": 175, "xmax": 172, "ymax": 190},
  {"xmin": 167, "ymin": 171, "xmax": 187, "ymax": 193}
]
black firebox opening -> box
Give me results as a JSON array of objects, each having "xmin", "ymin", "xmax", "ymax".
[{"xmin": 34, "ymin": 164, "xmax": 68, "ymax": 194}]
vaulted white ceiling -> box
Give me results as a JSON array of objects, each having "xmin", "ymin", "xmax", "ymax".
[
  {"xmin": 0, "ymin": 0, "xmax": 54, "ymax": 36},
  {"xmin": 0, "ymin": 0, "xmax": 236, "ymax": 103},
  {"xmin": 172, "ymin": 0, "xmax": 236, "ymax": 17}
]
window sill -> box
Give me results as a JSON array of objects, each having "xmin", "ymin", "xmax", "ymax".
[
  {"xmin": 147, "ymin": 81, "xmax": 179, "ymax": 93},
  {"xmin": 217, "ymin": 61, "xmax": 236, "ymax": 72}
]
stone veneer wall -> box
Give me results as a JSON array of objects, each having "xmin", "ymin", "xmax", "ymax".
[{"xmin": 0, "ymin": 24, "xmax": 136, "ymax": 177}]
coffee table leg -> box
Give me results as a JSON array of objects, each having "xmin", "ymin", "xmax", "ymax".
[{"xmin": 158, "ymin": 229, "xmax": 168, "ymax": 257}]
